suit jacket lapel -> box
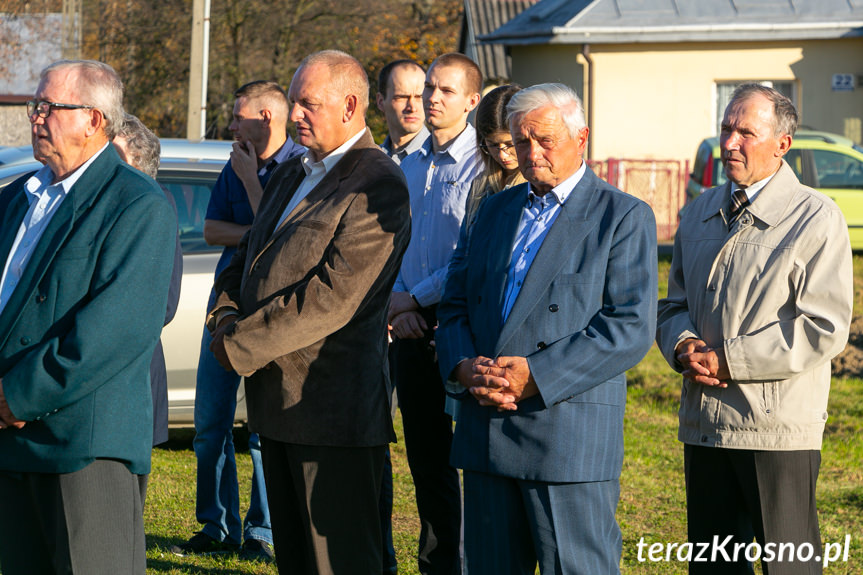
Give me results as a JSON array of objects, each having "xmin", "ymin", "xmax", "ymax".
[
  {"xmin": 262, "ymin": 162, "xmax": 306, "ymax": 237},
  {"xmin": 479, "ymin": 184, "xmax": 527, "ymax": 334},
  {"xmin": 0, "ymin": 188, "xmax": 31, "ymax": 343},
  {"xmin": 262, "ymin": 130, "xmax": 376, "ymax": 252},
  {"xmin": 494, "ymin": 168, "xmax": 600, "ymax": 355},
  {"xmin": 0, "ymin": 148, "xmax": 118, "ymax": 344},
  {"xmin": 0, "ymin": 188, "xmax": 28, "ymax": 268},
  {"xmin": 2, "ymin": 199, "xmax": 75, "ymax": 321}
]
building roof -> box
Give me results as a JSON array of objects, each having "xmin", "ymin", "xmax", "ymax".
[
  {"xmin": 460, "ymin": 0, "xmax": 540, "ymax": 83},
  {"xmin": 482, "ymin": 0, "xmax": 863, "ymax": 45}
]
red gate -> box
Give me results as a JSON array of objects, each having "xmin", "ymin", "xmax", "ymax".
[{"xmin": 588, "ymin": 158, "xmax": 689, "ymax": 241}]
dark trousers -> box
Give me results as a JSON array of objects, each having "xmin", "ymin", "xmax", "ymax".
[
  {"xmin": 394, "ymin": 317, "xmax": 462, "ymax": 575},
  {"xmin": 464, "ymin": 470, "xmax": 621, "ymax": 575},
  {"xmin": 378, "ymin": 344, "xmax": 398, "ymax": 575},
  {"xmin": 380, "ymin": 445, "xmax": 397, "ymax": 575},
  {"xmin": 260, "ymin": 437, "xmax": 385, "ymax": 575},
  {"xmin": 684, "ymin": 445, "xmax": 822, "ymax": 575},
  {"xmin": 0, "ymin": 459, "xmax": 146, "ymax": 575}
]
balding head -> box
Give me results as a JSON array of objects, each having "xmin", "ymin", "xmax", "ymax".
[{"xmin": 288, "ymin": 50, "xmax": 369, "ymax": 161}]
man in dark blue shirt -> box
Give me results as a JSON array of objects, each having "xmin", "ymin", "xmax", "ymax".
[{"xmin": 171, "ymin": 80, "xmax": 304, "ymax": 562}]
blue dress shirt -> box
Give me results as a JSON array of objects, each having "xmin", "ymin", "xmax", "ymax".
[
  {"xmin": 395, "ymin": 125, "xmax": 482, "ymax": 307},
  {"xmin": 0, "ymin": 144, "xmax": 109, "ymax": 314},
  {"xmin": 501, "ymin": 162, "xmax": 586, "ymax": 323}
]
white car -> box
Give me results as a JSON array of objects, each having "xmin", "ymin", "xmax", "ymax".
[{"xmin": 0, "ymin": 141, "xmax": 247, "ymax": 425}]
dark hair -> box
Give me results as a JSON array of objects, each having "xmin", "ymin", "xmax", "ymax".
[
  {"xmin": 728, "ymin": 83, "xmax": 798, "ymax": 137},
  {"xmin": 234, "ymin": 80, "xmax": 287, "ymax": 102},
  {"xmin": 377, "ymin": 60, "xmax": 425, "ymax": 97},
  {"xmin": 429, "ymin": 53, "xmax": 482, "ymax": 95},
  {"xmin": 475, "ymin": 84, "xmax": 522, "ymax": 193},
  {"xmin": 464, "ymin": 84, "xmax": 524, "ymax": 226}
]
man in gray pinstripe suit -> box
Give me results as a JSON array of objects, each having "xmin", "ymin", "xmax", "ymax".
[{"xmin": 436, "ymin": 83, "xmax": 657, "ymax": 574}]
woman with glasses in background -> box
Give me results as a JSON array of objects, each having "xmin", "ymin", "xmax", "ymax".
[{"xmin": 464, "ymin": 84, "xmax": 524, "ymax": 230}]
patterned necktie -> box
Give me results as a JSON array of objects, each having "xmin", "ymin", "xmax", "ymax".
[{"xmin": 729, "ymin": 188, "xmax": 749, "ymax": 226}]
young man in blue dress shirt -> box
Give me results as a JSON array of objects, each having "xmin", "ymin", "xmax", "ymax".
[{"xmin": 388, "ymin": 52, "xmax": 482, "ymax": 575}]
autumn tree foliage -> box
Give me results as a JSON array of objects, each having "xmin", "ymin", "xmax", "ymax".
[{"xmin": 25, "ymin": 0, "xmax": 464, "ymax": 140}]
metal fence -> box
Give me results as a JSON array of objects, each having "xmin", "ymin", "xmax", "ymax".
[{"xmin": 588, "ymin": 158, "xmax": 689, "ymax": 241}]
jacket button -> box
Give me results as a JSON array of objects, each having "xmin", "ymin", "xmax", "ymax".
[
  {"xmin": 20, "ymin": 337, "xmax": 31, "ymax": 345},
  {"xmin": 548, "ymin": 304, "xmax": 559, "ymax": 312},
  {"xmin": 536, "ymin": 341, "xmax": 547, "ymax": 350},
  {"xmin": 36, "ymin": 294, "xmax": 47, "ymax": 303}
]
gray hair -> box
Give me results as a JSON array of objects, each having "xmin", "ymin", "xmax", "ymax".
[
  {"xmin": 116, "ymin": 113, "xmax": 161, "ymax": 178},
  {"xmin": 42, "ymin": 60, "xmax": 125, "ymax": 139},
  {"xmin": 506, "ymin": 83, "xmax": 586, "ymax": 139},
  {"xmin": 298, "ymin": 50, "xmax": 369, "ymax": 115},
  {"xmin": 728, "ymin": 83, "xmax": 798, "ymax": 137}
]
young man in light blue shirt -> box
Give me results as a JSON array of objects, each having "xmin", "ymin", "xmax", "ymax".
[{"xmin": 388, "ymin": 52, "xmax": 482, "ymax": 575}]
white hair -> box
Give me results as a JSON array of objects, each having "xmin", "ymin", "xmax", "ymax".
[
  {"xmin": 42, "ymin": 60, "xmax": 125, "ymax": 139},
  {"xmin": 506, "ymin": 83, "xmax": 586, "ymax": 139}
]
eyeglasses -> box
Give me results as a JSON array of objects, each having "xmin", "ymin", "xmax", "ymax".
[
  {"xmin": 26, "ymin": 99, "xmax": 94, "ymax": 119},
  {"xmin": 480, "ymin": 141, "xmax": 516, "ymax": 156}
]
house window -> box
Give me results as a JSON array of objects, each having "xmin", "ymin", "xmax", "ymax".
[{"xmin": 715, "ymin": 81, "xmax": 796, "ymax": 135}]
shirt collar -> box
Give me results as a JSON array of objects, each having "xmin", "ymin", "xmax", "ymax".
[
  {"xmin": 268, "ymin": 140, "xmax": 295, "ymax": 166},
  {"xmin": 300, "ymin": 127, "xmax": 366, "ymax": 177},
  {"xmin": 395, "ymin": 126, "xmax": 430, "ymax": 158},
  {"xmin": 24, "ymin": 142, "xmax": 110, "ymax": 203},
  {"xmin": 733, "ymin": 170, "xmax": 776, "ymax": 204},
  {"xmin": 526, "ymin": 160, "xmax": 586, "ymax": 207},
  {"xmin": 702, "ymin": 161, "xmax": 790, "ymax": 225},
  {"xmin": 420, "ymin": 123, "xmax": 477, "ymax": 162}
]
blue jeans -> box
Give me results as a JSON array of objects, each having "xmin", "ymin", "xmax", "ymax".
[{"xmin": 193, "ymin": 321, "xmax": 271, "ymax": 545}]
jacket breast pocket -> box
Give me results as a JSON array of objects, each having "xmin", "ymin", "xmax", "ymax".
[{"xmin": 547, "ymin": 272, "xmax": 603, "ymax": 316}]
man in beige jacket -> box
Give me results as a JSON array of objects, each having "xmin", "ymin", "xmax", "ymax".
[{"xmin": 657, "ymin": 84, "xmax": 852, "ymax": 575}]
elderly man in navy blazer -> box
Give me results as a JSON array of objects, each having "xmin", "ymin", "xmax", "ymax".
[
  {"xmin": 0, "ymin": 60, "xmax": 176, "ymax": 574},
  {"xmin": 437, "ymin": 83, "xmax": 657, "ymax": 574}
]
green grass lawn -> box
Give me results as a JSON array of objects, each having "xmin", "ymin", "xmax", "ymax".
[{"xmin": 142, "ymin": 255, "xmax": 863, "ymax": 572}]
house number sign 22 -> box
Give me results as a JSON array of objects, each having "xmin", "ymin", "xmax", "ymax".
[{"xmin": 832, "ymin": 74, "xmax": 855, "ymax": 92}]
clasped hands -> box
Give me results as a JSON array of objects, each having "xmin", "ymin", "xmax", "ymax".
[
  {"xmin": 455, "ymin": 356, "xmax": 538, "ymax": 412},
  {"xmin": 388, "ymin": 291, "xmax": 426, "ymax": 340},
  {"xmin": 675, "ymin": 338, "xmax": 730, "ymax": 388}
]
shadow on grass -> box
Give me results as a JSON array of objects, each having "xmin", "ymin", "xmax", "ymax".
[
  {"xmin": 147, "ymin": 534, "xmax": 188, "ymax": 550},
  {"xmin": 147, "ymin": 556, "xmax": 252, "ymax": 575},
  {"xmin": 159, "ymin": 426, "xmax": 253, "ymax": 453},
  {"xmin": 146, "ymin": 535, "xmax": 256, "ymax": 575},
  {"xmin": 822, "ymin": 489, "xmax": 863, "ymax": 512}
]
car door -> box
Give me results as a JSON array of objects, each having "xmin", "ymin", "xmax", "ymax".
[{"xmin": 809, "ymin": 148, "xmax": 863, "ymax": 248}]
